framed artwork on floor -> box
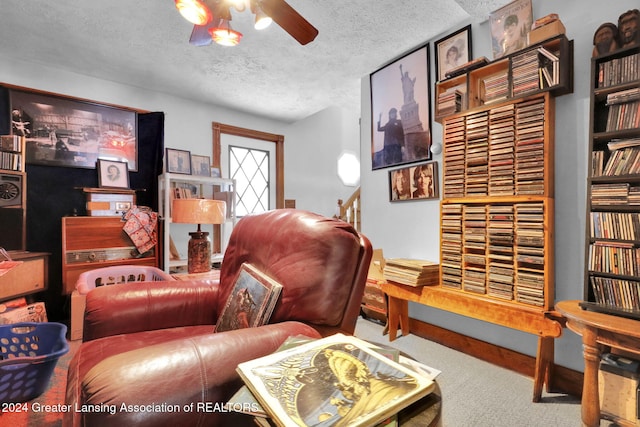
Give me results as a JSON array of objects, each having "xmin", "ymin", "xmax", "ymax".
[{"xmin": 370, "ymin": 43, "xmax": 432, "ymax": 170}]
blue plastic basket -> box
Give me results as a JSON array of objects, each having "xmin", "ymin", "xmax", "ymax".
[{"xmin": 0, "ymin": 322, "xmax": 69, "ymax": 403}]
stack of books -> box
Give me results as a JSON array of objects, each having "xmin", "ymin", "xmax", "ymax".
[{"xmin": 383, "ymin": 258, "xmax": 439, "ymax": 287}]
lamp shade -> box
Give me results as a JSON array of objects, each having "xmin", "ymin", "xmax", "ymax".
[{"xmin": 172, "ymin": 199, "xmax": 226, "ymax": 224}]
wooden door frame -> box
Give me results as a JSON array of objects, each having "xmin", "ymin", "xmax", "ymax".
[{"xmin": 212, "ymin": 122, "xmax": 284, "ymax": 208}]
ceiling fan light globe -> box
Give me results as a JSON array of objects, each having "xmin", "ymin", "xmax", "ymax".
[
  {"xmin": 210, "ymin": 27, "xmax": 243, "ymax": 46},
  {"xmin": 254, "ymin": 15, "xmax": 272, "ymax": 30},
  {"xmin": 175, "ymin": 0, "xmax": 212, "ymax": 25},
  {"xmin": 254, "ymin": 6, "xmax": 272, "ymax": 30}
]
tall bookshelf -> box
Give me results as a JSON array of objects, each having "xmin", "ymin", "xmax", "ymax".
[{"xmin": 582, "ymin": 45, "xmax": 640, "ymax": 319}]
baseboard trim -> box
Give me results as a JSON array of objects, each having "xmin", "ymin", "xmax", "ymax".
[{"xmin": 407, "ymin": 317, "xmax": 583, "ymax": 399}]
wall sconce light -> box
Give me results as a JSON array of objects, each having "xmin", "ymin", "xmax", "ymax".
[
  {"xmin": 172, "ymin": 198, "xmax": 227, "ymax": 273},
  {"xmin": 337, "ymin": 151, "xmax": 361, "ymax": 187}
]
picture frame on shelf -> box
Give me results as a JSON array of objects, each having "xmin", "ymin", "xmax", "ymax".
[
  {"xmin": 370, "ymin": 43, "xmax": 432, "ymax": 170},
  {"xmin": 191, "ymin": 154, "xmax": 211, "ymax": 177},
  {"xmin": 97, "ymin": 158, "xmax": 129, "ymax": 189},
  {"xmin": 166, "ymin": 148, "xmax": 192, "ymax": 175},
  {"xmin": 389, "ymin": 161, "xmax": 439, "ymax": 202},
  {"xmin": 211, "ymin": 167, "xmax": 221, "ymax": 178},
  {"xmin": 435, "ymin": 25, "xmax": 472, "ymax": 82},
  {"xmin": 489, "ymin": 0, "xmax": 533, "ymax": 59},
  {"xmin": 9, "ymin": 88, "xmax": 138, "ymax": 170}
]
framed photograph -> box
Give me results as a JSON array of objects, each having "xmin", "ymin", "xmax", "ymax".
[
  {"xmin": 389, "ymin": 161, "xmax": 439, "ymax": 202},
  {"xmin": 166, "ymin": 148, "xmax": 192, "ymax": 174},
  {"xmin": 435, "ymin": 25, "xmax": 472, "ymax": 82},
  {"xmin": 10, "ymin": 89, "xmax": 138, "ymax": 170},
  {"xmin": 97, "ymin": 159, "xmax": 129, "ymax": 189},
  {"xmin": 191, "ymin": 154, "xmax": 211, "ymax": 177},
  {"xmin": 370, "ymin": 43, "xmax": 432, "ymax": 170},
  {"xmin": 489, "ymin": 0, "xmax": 533, "ymax": 59}
]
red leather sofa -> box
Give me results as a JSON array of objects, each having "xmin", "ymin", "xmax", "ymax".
[{"xmin": 64, "ymin": 209, "xmax": 372, "ymax": 426}]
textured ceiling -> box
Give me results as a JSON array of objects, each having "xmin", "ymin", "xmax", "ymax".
[{"xmin": 0, "ymin": 0, "xmax": 511, "ymax": 123}]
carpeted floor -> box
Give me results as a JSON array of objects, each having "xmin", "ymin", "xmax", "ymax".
[
  {"xmin": 0, "ymin": 319, "xmax": 589, "ymax": 426},
  {"xmin": 354, "ymin": 318, "xmax": 584, "ymax": 427}
]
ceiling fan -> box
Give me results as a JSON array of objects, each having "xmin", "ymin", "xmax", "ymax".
[{"xmin": 175, "ymin": 0, "xmax": 319, "ymax": 47}]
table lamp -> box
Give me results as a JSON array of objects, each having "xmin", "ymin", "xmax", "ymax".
[{"xmin": 171, "ymin": 198, "xmax": 226, "ymax": 273}]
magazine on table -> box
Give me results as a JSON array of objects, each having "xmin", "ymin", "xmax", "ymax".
[{"xmin": 236, "ymin": 333, "xmax": 435, "ymax": 427}]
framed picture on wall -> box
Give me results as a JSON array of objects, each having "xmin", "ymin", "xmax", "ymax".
[
  {"xmin": 191, "ymin": 154, "xmax": 211, "ymax": 177},
  {"xmin": 166, "ymin": 148, "xmax": 192, "ymax": 175},
  {"xmin": 389, "ymin": 161, "xmax": 439, "ymax": 202},
  {"xmin": 489, "ymin": 0, "xmax": 533, "ymax": 59},
  {"xmin": 10, "ymin": 88, "xmax": 138, "ymax": 170},
  {"xmin": 370, "ymin": 43, "xmax": 432, "ymax": 170},
  {"xmin": 435, "ymin": 25, "xmax": 472, "ymax": 82},
  {"xmin": 97, "ymin": 159, "xmax": 129, "ymax": 189}
]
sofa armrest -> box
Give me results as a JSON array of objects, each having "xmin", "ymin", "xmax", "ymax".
[
  {"xmin": 74, "ymin": 322, "xmax": 322, "ymax": 426},
  {"xmin": 83, "ymin": 280, "xmax": 220, "ymax": 341}
]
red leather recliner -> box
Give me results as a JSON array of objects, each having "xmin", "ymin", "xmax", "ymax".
[{"xmin": 64, "ymin": 209, "xmax": 372, "ymax": 427}]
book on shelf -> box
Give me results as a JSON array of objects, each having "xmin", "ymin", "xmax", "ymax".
[
  {"xmin": 236, "ymin": 333, "xmax": 436, "ymax": 427},
  {"xmin": 0, "ymin": 135, "xmax": 23, "ymax": 171},
  {"xmin": 597, "ymin": 52, "xmax": 640, "ymax": 88},
  {"xmin": 215, "ymin": 263, "xmax": 282, "ymax": 332}
]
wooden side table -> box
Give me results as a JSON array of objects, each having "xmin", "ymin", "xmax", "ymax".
[{"xmin": 556, "ymin": 300, "xmax": 640, "ymax": 427}]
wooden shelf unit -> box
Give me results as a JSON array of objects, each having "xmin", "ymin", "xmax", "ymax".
[
  {"xmin": 583, "ymin": 44, "xmax": 640, "ymax": 319},
  {"xmin": 440, "ymin": 92, "xmax": 556, "ymax": 310},
  {"xmin": 435, "ymin": 35, "xmax": 573, "ymax": 123},
  {"xmin": 0, "ymin": 135, "xmax": 26, "ymax": 251},
  {"xmin": 434, "ymin": 90, "xmax": 563, "ymax": 401}
]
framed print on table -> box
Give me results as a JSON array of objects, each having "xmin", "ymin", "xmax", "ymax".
[
  {"xmin": 191, "ymin": 155, "xmax": 211, "ymax": 177},
  {"xmin": 435, "ymin": 25, "xmax": 472, "ymax": 82},
  {"xmin": 166, "ymin": 148, "xmax": 192, "ymax": 175},
  {"xmin": 97, "ymin": 159, "xmax": 129, "ymax": 189},
  {"xmin": 370, "ymin": 43, "xmax": 432, "ymax": 170},
  {"xmin": 489, "ymin": 0, "xmax": 533, "ymax": 59},
  {"xmin": 389, "ymin": 161, "xmax": 439, "ymax": 202}
]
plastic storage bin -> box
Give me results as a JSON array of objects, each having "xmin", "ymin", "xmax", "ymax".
[
  {"xmin": 75, "ymin": 265, "xmax": 175, "ymax": 294},
  {"xmin": 0, "ymin": 322, "xmax": 69, "ymax": 403}
]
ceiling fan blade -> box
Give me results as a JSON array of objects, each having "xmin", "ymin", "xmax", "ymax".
[
  {"xmin": 258, "ymin": 0, "xmax": 318, "ymax": 45},
  {"xmin": 189, "ymin": 23, "xmax": 214, "ymax": 46}
]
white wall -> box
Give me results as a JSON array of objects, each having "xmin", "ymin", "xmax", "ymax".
[
  {"xmin": 286, "ymin": 106, "xmax": 361, "ymax": 217},
  {"xmin": 360, "ymin": 0, "xmax": 639, "ymax": 372}
]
